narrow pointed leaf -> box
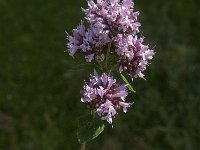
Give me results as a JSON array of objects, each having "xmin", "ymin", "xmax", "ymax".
[{"xmin": 120, "ymin": 74, "xmax": 136, "ymax": 93}]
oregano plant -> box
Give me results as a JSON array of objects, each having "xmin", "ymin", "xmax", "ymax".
[{"xmin": 66, "ymin": 0, "xmax": 155, "ymax": 149}]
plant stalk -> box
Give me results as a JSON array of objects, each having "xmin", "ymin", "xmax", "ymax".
[
  {"xmin": 111, "ymin": 63, "xmax": 119, "ymax": 71},
  {"xmin": 105, "ymin": 41, "xmax": 112, "ymax": 70},
  {"xmin": 80, "ymin": 143, "xmax": 86, "ymax": 150}
]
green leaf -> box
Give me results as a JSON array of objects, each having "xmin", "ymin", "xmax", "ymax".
[
  {"xmin": 77, "ymin": 114, "xmax": 105, "ymax": 143},
  {"xmin": 120, "ymin": 73, "xmax": 136, "ymax": 93}
]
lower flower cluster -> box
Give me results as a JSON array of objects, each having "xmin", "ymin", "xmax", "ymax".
[{"xmin": 81, "ymin": 72, "xmax": 132, "ymax": 124}]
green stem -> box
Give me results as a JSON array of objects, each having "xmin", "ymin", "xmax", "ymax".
[
  {"xmin": 80, "ymin": 143, "xmax": 86, "ymax": 150},
  {"xmin": 95, "ymin": 60, "xmax": 103, "ymax": 71},
  {"xmin": 105, "ymin": 41, "xmax": 112, "ymax": 70},
  {"xmin": 91, "ymin": 109, "xmax": 95, "ymax": 118},
  {"xmin": 111, "ymin": 63, "xmax": 119, "ymax": 71}
]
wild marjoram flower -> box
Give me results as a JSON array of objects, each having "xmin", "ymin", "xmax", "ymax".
[
  {"xmin": 66, "ymin": 0, "xmax": 155, "ymax": 127},
  {"xmin": 114, "ymin": 34, "xmax": 155, "ymax": 78},
  {"xmin": 80, "ymin": 71, "xmax": 132, "ymax": 125},
  {"xmin": 67, "ymin": 0, "xmax": 154, "ymax": 79}
]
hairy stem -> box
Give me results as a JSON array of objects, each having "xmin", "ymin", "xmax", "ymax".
[
  {"xmin": 95, "ymin": 60, "xmax": 103, "ymax": 71},
  {"xmin": 80, "ymin": 143, "xmax": 86, "ymax": 150}
]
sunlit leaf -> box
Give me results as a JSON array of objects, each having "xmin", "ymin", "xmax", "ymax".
[{"xmin": 77, "ymin": 114, "xmax": 105, "ymax": 143}]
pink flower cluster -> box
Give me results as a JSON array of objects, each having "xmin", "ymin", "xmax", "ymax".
[
  {"xmin": 67, "ymin": 21, "xmax": 109, "ymax": 62},
  {"xmin": 83, "ymin": 0, "xmax": 140, "ymax": 34},
  {"xmin": 115, "ymin": 34, "xmax": 155, "ymax": 78},
  {"xmin": 81, "ymin": 71, "xmax": 132, "ymax": 124},
  {"xmin": 67, "ymin": 0, "xmax": 154, "ymax": 78}
]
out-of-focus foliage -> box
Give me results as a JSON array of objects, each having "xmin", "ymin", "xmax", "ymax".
[{"xmin": 0, "ymin": 0, "xmax": 199, "ymax": 149}]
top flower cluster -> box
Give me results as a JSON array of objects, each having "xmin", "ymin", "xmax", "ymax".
[{"xmin": 67, "ymin": 0, "xmax": 154, "ymax": 78}]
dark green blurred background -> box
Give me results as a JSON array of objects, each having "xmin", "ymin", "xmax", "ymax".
[{"xmin": 0, "ymin": 0, "xmax": 200, "ymax": 149}]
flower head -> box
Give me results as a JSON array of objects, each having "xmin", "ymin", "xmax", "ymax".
[
  {"xmin": 83, "ymin": 0, "xmax": 140, "ymax": 35},
  {"xmin": 67, "ymin": 22, "xmax": 109, "ymax": 62},
  {"xmin": 81, "ymin": 71, "xmax": 132, "ymax": 124},
  {"xmin": 67, "ymin": 22, "xmax": 86, "ymax": 56},
  {"xmin": 66, "ymin": 0, "xmax": 146, "ymax": 66},
  {"xmin": 115, "ymin": 34, "xmax": 155, "ymax": 78}
]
